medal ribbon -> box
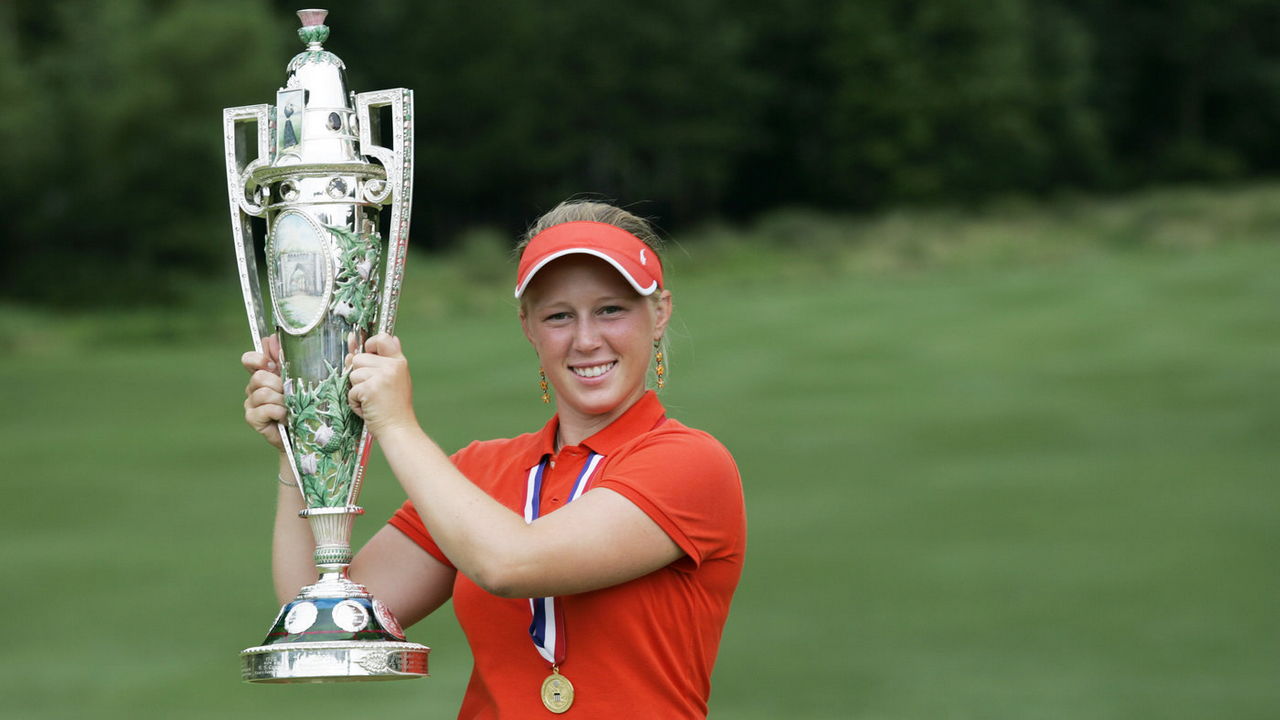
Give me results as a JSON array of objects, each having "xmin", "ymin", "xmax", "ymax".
[{"xmin": 523, "ymin": 451, "xmax": 604, "ymax": 666}]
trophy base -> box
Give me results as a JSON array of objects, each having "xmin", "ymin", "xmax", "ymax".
[
  {"xmin": 241, "ymin": 640, "xmax": 429, "ymax": 683},
  {"xmin": 240, "ymin": 570, "xmax": 429, "ymax": 683}
]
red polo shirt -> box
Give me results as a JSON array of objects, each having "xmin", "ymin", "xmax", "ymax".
[{"xmin": 389, "ymin": 391, "xmax": 746, "ymax": 718}]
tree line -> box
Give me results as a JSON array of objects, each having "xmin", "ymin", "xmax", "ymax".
[{"xmin": 3, "ymin": 0, "xmax": 1278, "ymax": 305}]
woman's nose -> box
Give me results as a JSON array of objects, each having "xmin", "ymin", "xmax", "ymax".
[{"xmin": 572, "ymin": 317, "xmax": 603, "ymax": 350}]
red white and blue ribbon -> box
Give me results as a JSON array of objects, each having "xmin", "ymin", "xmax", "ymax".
[{"xmin": 523, "ymin": 451, "xmax": 604, "ymax": 666}]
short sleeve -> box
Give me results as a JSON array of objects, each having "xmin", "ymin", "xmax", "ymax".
[
  {"xmin": 384, "ymin": 439, "xmax": 495, "ymax": 570},
  {"xmin": 389, "ymin": 500, "xmax": 454, "ymax": 569},
  {"xmin": 595, "ymin": 426, "xmax": 744, "ymax": 568}
]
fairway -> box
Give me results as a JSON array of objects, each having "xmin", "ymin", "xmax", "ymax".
[{"xmin": 2, "ymin": 240, "xmax": 1275, "ymax": 719}]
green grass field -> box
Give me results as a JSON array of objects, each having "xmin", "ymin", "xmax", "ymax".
[{"xmin": 2, "ymin": 187, "xmax": 1276, "ymax": 718}]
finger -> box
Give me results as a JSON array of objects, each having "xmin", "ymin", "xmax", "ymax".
[
  {"xmin": 363, "ymin": 333, "xmax": 405, "ymax": 360},
  {"xmin": 245, "ymin": 385, "xmax": 285, "ymax": 417},
  {"xmin": 242, "ymin": 350, "xmax": 280, "ymax": 376},
  {"xmin": 347, "ymin": 385, "xmax": 365, "ymax": 418},
  {"xmin": 265, "ymin": 334, "xmax": 282, "ymax": 366},
  {"xmin": 246, "ymin": 383, "xmax": 285, "ymax": 410},
  {"xmin": 347, "ymin": 365, "xmax": 369, "ymax": 385},
  {"xmin": 245, "ymin": 398, "xmax": 286, "ymax": 426},
  {"xmin": 247, "ymin": 369, "xmax": 284, "ymax": 398},
  {"xmin": 252, "ymin": 368, "xmax": 284, "ymax": 389},
  {"xmin": 348, "ymin": 352, "xmax": 395, "ymax": 372},
  {"xmin": 363, "ymin": 333, "xmax": 389, "ymax": 355},
  {"xmin": 241, "ymin": 350, "xmax": 267, "ymax": 373}
]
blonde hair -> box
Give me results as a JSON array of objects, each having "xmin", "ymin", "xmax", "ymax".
[
  {"xmin": 517, "ymin": 199, "xmax": 666, "ymax": 262},
  {"xmin": 518, "ymin": 199, "xmax": 672, "ymax": 389}
]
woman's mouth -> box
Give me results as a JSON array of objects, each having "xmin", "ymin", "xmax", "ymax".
[{"xmin": 571, "ymin": 362, "xmax": 616, "ymax": 379}]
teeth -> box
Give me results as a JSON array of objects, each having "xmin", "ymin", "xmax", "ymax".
[{"xmin": 572, "ymin": 362, "xmax": 615, "ymax": 378}]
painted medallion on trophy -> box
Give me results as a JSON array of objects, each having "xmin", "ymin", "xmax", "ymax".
[{"xmin": 268, "ymin": 210, "xmax": 333, "ymax": 335}]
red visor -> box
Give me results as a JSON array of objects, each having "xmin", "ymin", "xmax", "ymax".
[{"xmin": 514, "ymin": 221, "xmax": 663, "ymax": 299}]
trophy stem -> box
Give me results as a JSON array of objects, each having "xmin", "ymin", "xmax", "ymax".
[{"xmin": 303, "ymin": 505, "xmax": 362, "ymax": 568}]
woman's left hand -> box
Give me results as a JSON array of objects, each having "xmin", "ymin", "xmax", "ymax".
[{"xmin": 348, "ymin": 333, "xmax": 418, "ymax": 439}]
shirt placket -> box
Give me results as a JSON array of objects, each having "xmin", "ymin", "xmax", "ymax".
[{"xmin": 543, "ymin": 447, "xmax": 587, "ymax": 515}]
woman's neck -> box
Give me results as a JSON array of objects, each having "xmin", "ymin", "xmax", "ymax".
[
  {"xmin": 555, "ymin": 414, "xmax": 613, "ymax": 450},
  {"xmin": 554, "ymin": 391, "xmax": 644, "ymax": 449}
]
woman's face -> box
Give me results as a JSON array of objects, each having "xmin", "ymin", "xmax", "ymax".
[{"xmin": 520, "ymin": 255, "xmax": 671, "ymax": 428}]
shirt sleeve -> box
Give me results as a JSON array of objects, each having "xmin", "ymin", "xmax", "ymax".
[
  {"xmin": 389, "ymin": 500, "xmax": 454, "ymax": 569},
  {"xmin": 385, "ymin": 440, "xmax": 489, "ymax": 570},
  {"xmin": 595, "ymin": 426, "xmax": 744, "ymax": 569}
]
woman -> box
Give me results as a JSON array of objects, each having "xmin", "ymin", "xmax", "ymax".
[{"xmin": 243, "ymin": 200, "xmax": 746, "ymax": 717}]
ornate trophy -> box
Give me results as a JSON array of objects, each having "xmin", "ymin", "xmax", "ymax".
[{"xmin": 223, "ymin": 9, "xmax": 429, "ymax": 682}]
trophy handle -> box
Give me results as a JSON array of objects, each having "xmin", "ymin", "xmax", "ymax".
[
  {"xmin": 223, "ymin": 103, "xmax": 273, "ymax": 350},
  {"xmin": 223, "ymin": 103, "xmax": 303, "ymax": 485},
  {"xmin": 355, "ymin": 88, "xmax": 414, "ymax": 336},
  {"xmin": 349, "ymin": 89, "xmax": 415, "ymax": 502}
]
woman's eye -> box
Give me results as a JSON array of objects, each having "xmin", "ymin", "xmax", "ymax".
[
  {"xmin": 545, "ymin": 311, "xmax": 571, "ymax": 322},
  {"xmin": 599, "ymin": 305, "xmax": 624, "ymax": 316}
]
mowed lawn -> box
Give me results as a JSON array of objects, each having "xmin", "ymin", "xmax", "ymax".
[{"xmin": 2, "ymin": 240, "xmax": 1275, "ymax": 719}]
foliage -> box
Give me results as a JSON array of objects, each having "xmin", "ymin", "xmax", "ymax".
[
  {"xmin": 1, "ymin": 0, "xmax": 290, "ymax": 305},
  {"xmin": 327, "ymin": 223, "xmax": 382, "ymax": 329},
  {"xmin": 817, "ymin": 0, "xmax": 1103, "ymax": 205},
  {"xmin": 284, "ymin": 359, "xmax": 362, "ymax": 507},
  {"xmin": 3, "ymin": 0, "xmax": 1279, "ymax": 306},
  {"xmin": 1078, "ymin": 0, "xmax": 1280, "ymax": 181}
]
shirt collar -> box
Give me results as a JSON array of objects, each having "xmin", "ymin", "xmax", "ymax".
[{"xmin": 522, "ymin": 391, "xmax": 666, "ymax": 466}]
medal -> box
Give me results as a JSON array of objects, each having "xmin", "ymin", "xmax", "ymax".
[
  {"xmin": 541, "ymin": 666, "xmax": 575, "ymax": 713},
  {"xmin": 524, "ymin": 451, "xmax": 604, "ymax": 714}
]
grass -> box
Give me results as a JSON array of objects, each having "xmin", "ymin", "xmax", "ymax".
[{"xmin": 2, "ymin": 184, "xmax": 1276, "ymax": 718}]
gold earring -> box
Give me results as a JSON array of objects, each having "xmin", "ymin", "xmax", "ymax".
[
  {"xmin": 539, "ymin": 367, "xmax": 550, "ymax": 403},
  {"xmin": 654, "ymin": 343, "xmax": 665, "ymax": 390}
]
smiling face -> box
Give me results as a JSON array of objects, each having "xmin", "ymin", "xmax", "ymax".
[{"xmin": 520, "ymin": 255, "xmax": 672, "ymax": 439}]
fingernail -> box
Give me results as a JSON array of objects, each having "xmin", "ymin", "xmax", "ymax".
[{"xmin": 267, "ymin": 362, "xmax": 276, "ymax": 370}]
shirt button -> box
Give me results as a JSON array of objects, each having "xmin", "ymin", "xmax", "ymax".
[{"xmin": 550, "ymin": 497, "xmax": 561, "ymax": 504}]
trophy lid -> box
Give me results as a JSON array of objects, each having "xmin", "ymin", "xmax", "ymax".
[
  {"xmin": 277, "ymin": 8, "xmax": 360, "ymax": 166},
  {"xmin": 287, "ymin": 7, "xmax": 344, "ymax": 79}
]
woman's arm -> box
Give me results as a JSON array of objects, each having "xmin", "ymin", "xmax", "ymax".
[
  {"xmin": 270, "ymin": 452, "xmax": 318, "ymax": 604},
  {"xmin": 348, "ymin": 334, "xmax": 683, "ymax": 600},
  {"xmin": 351, "ymin": 526, "xmax": 456, "ymax": 627},
  {"xmin": 242, "ymin": 339, "xmax": 318, "ymax": 604}
]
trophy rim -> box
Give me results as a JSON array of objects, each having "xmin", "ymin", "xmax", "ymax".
[
  {"xmin": 250, "ymin": 161, "xmax": 387, "ymax": 190},
  {"xmin": 241, "ymin": 640, "xmax": 430, "ymax": 683}
]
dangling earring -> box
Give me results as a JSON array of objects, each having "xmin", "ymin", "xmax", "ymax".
[
  {"xmin": 654, "ymin": 342, "xmax": 665, "ymax": 390},
  {"xmin": 539, "ymin": 367, "xmax": 550, "ymax": 403}
]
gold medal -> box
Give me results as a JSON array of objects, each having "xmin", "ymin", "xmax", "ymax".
[{"xmin": 540, "ymin": 667, "xmax": 575, "ymax": 713}]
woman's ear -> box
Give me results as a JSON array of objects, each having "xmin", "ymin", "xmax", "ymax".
[
  {"xmin": 519, "ymin": 307, "xmax": 536, "ymax": 347},
  {"xmin": 653, "ymin": 290, "xmax": 673, "ymax": 341}
]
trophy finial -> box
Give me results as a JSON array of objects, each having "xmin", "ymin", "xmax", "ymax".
[{"xmin": 297, "ymin": 9, "xmax": 330, "ymax": 48}]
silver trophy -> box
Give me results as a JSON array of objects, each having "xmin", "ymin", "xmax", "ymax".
[{"xmin": 223, "ymin": 8, "xmax": 429, "ymax": 682}]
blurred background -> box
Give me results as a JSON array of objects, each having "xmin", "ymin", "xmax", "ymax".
[{"xmin": 1, "ymin": 1, "xmax": 1276, "ymax": 718}]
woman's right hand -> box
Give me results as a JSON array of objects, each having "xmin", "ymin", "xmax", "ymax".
[{"xmin": 242, "ymin": 334, "xmax": 287, "ymax": 452}]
